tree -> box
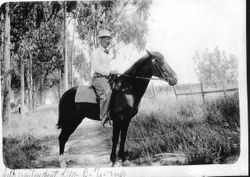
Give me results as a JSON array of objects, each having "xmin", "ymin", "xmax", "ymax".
[
  {"xmin": 193, "ymin": 46, "xmax": 238, "ymax": 87},
  {"xmin": 63, "ymin": 1, "xmax": 68, "ymax": 91},
  {"xmin": 45, "ymin": 1, "xmax": 77, "ymax": 91},
  {"xmin": 2, "ymin": 3, "xmax": 11, "ymax": 124},
  {"xmin": 2, "ymin": 2, "xmax": 63, "ymax": 110},
  {"xmin": 76, "ymin": 0, "xmax": 152, "ymax": 51},
  {"xmin": 28, "ymin": 31, "xmax": 62, "ymax": 106},
  {"xmin": 73, "ymin": 0, "xmax": 151, "ymax": 83},
  {"xmin": 1, "ymin": 0, "xmax": 152, "ymax": 114}
]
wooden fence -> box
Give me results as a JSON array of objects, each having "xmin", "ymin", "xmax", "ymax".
[{"xmin": 173, "ymin": 82, "xmax": 238, "ymax": 103}]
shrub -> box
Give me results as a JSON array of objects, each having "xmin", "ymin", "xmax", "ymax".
[
  {"xmin": 205, "ymin": 92, "xmax": 239, "ymax": 130},
  {"xmin": 3, "ymin": 135, "xmax": 47, "ymax": 169}
]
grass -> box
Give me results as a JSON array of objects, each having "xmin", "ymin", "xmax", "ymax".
[
  {"xmin": 101, "ymin": 89, "xmax": 240, "ymax": 165},
  {"xmin": 3, "ymin": 85, "xmax": 240, "ymax": 167},
  {"xmin": 2, "ymin": 104, "xmax": 60, "ymax": 169},
  {"xmin": 3, "ymin": 104, "xmax": 59, "ymax": 138},
  {"xmin": 125, "ymin": 91, "xmax": 240, "ymax": 165},
  {"xmin": 3, "ymin": 136, "xmax": 48, "ymax": 169}
]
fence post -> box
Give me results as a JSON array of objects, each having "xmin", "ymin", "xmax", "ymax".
[
  {"xmin": 173, "ymin": 86, "xmax": 178, "ymax": 102},
  {"xmin": 200, "ymin": 82, "xmax": 205, "ymax": 103},
  {"xmin": 190, "ymin": 83, "xmax": 193, "ymax": 101},
  {"xmin": 222, "ymin": 83, "xmax": 227, "ymax": 100}
]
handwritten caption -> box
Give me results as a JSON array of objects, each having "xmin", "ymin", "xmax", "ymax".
[{"xmin": 3, "ymin": 168, "xmax": 126, "ymax": 177}]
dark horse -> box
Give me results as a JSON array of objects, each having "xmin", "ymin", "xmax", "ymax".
[{"xmin": 57, "ymin": 50, "xmax": 178, "ymax": 167}]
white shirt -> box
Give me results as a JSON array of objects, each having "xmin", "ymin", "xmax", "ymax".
[{"xmin": 91, "ymin": 46, "xmax": 111, "ymax": 75}]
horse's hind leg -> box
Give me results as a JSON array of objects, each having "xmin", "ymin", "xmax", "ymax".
[
  {"xmin": 59, "ymin": 118, "xmax": 82, "ymax": 154},
  {"xmin": 58, "ymin": 117, "xmax": 82, "ymax": 167},
  {"xmin": 58, "ymin": 128, "xmax": 70, "ymax": 168}
]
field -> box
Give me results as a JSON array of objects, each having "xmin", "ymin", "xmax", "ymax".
[
  {"xmin": 2, "ymin": 84, "xmax": 240, "ymax": 168},
  {"xmin": 131, "ymin": 88, "xmax": 239, "ymax": 164},
  {"xmin": 102, "ymin": 84, "xmax": 240, "ymax": 165}
]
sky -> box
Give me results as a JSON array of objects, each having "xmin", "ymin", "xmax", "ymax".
[
  {"xmin": 73, "ymin": 0, "xmax": 245, "ymax": 85},
  {"xmin": 144, "ymin": 0, "xmax": 245, "ymax": 84}
]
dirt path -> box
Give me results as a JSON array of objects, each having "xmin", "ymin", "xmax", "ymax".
[{"xmin": 40, "ymin": 119, "xmax": 113, "ymax": 168}]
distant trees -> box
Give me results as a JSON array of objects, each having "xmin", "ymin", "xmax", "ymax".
[
  {"xmin": 193, "ymin": 46, "xmax": 238, "ymax": 87},
  {"xmin": 76, "ymin": 0, "xmax": 152, "ymax": 53},
  {"xmin": 71, "ymin": 0, "xmax": 152, "ymax": 83},
  {"xmin": 74, "ymin": 51, "xmax": 90, "ymax": 83},
  {"xmin": 1, "ymin": 2, "xmax": 63, "ymax": 118},
  {"xmin": 0, "ymin": 1, "xmax": 152, "ymax": 121}
]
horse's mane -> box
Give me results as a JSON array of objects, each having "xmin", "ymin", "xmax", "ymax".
[{"xmin": 123, "ymin": 55, "xmax": 150, "ymax": 75}]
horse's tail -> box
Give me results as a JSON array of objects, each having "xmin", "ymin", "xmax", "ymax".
[
  {"xmin": 57, "ymin": 97, "xmax": 64, "ymax": 129},
  {"xmin": 57, "ymin": 87, "xmax": 77, "ymax": 129}
]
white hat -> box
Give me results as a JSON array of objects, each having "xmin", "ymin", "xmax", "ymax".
[{"xmin": 98, "ymin": 29, "xmax": 112, "ymax": 38}]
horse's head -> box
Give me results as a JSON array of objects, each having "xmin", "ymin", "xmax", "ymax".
[{"xmin": 146, "ymin": 50, "xmax": 178, "ymax": 86}]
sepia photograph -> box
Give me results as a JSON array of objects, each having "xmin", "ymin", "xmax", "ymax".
[{"xmin": 0, "ymin": 0, "xmax": 248, "ymax": 176}]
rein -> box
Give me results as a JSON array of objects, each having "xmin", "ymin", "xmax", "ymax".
[
  {"xmin": 116, "ymin": 57, "xmax": 169, "ymax": 82},
  {"xmin": 117, "ymin": 73, "xmax": 165, "ymax": 81}
]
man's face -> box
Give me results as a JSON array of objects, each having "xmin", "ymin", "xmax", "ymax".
[{"xmin": 99, "ymin": 37, "xmax": 111, "ymax": 49}]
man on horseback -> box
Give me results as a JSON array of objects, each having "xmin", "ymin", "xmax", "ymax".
[{"xmin": 91, "ymin": 29, "xmax": 116, "ymax": 127}]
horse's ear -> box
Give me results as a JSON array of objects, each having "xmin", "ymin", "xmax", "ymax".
[{"xmin": 146, "ymin": 50, "xmax": 152, "ymax": 56}]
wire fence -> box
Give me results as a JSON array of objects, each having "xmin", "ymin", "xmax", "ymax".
[
  {"xmin": 144, "ymin": 82, "xmax": 238, "ymax": 103},
  {"xmin": 173, "ymin": 82, "xmax": 238, "ymax": 103}
]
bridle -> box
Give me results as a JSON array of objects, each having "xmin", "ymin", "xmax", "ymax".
[
  {"xmin": 116, "ymin": 56, "xmax": 171, "ymax": 82},
  {"xmin": 109, "ymin": 56, "xmax": 172, "ymax": 92},
  {"xmin": 152, "ymin": 57, "xmax": 171, "ymax": 82}
]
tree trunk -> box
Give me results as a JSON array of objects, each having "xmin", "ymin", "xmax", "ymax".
[
  {"xmin": 28, "ymin": 54, "xmax": 33, "ymax": 110},
  {"xmin": 71, "ymin": 28, "xmax": 74, "ymax": 87},
  {"xmin": 34, "ymin": 85, "xmax": 38, "ymax": 108},
  {"xmin": 0, "ymin": 12, "xmax": 4, "ymax": 74},
  {"xmin": 39, "ymin": 85, "xmax": 43, "ymax": 105},
  {"xmin": 2, "ymin": 3, "xmax": 11, "ymax": 124},
  {"xmin": 31, "ymin": 57, "xmax": 34, "ymax": 109},
  {"xmin": 26, "ymin": 63, "xmax": 30, "ymax": 109},
  {"xmin": 63, "ymin": 1, "xmax": 68, "ymax": 91},
  {"xmin": 20, "ymin": 56, "xmax": 25, "ymax": 118},
  {"xmin": 39, "ymin": 75, "xmax": 45, "ymax": 105},
  {"xmin": 79, "ymin": 53, "xmax": 83, "ymax": 84},
  {"xmin": 58, "ymin": 69, "xmax": 61, "ymax": 100}
]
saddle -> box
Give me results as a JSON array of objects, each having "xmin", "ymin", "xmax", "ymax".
[
  {"xmin": 75, "ymin": 74, "xmax": 118, "ymax": 103},
  {"xmin": 75, "ymin": 85, "xmax": 99, "ymax": 103}
]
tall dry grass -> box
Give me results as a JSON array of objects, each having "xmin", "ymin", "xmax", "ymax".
[
  {"xmin": 3, "ymin": 104, "xmax": 59, "ymax": 169},
  {"xmin": 3, "ymin": 104, "xmax": 60, "ymax": 138},
  {"xmin": 124, "ymin": 90, "xmax": 240, "ymax": 165}
]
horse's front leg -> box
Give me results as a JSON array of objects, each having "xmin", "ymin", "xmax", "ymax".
[
  {"xmin": 110, "ymin": 120, "xmax": 121, "ymax": 165},
  {"xmin": 118, "ymin": 120, "xmax": 130, "ymax": 162}
]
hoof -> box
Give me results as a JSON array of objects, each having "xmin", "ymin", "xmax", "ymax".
[
  {"xmin": 122, "ymin": 160, "xmax": 130, "ymax": 166},
  {"xmin": 59, "ymin": 155, "xmax": 67, "ymax": 168},
  {"xmin": 110, "ymin": 155, "xmax": 116, "ymax": 165},
  {"xmin": 112, "ymin": 160, "xmax": 122, "ymax": 167},
  {"xmin": 60, "ymin": 160, "xmax": 67, "ymax": 168}
]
